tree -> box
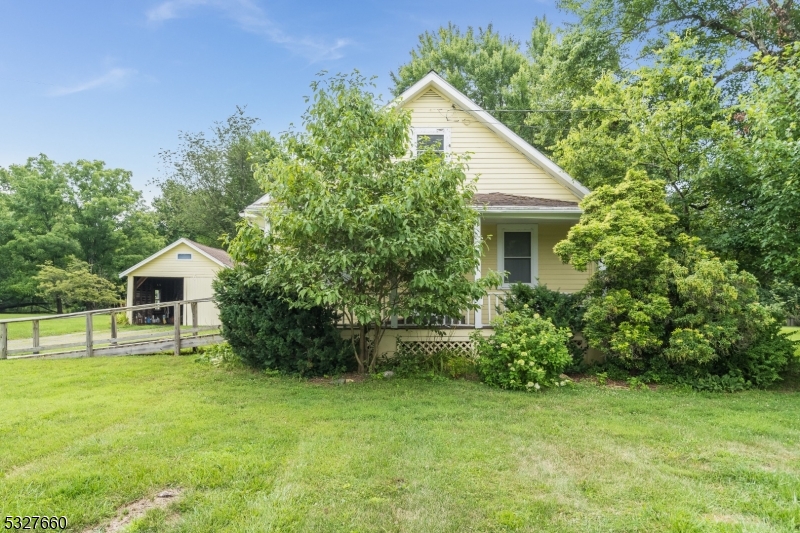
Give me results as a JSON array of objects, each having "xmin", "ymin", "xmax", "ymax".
[
  {"xmin": 0, "ymin": 155, "xmax": 80, "ymax": 307},
  {"xmin": 391, "ymin": 23, "xmax": 528, "ymax": 111},
  {"xmin": 555, "ymin": 170, "xmax": 676, "ymax": 359},
  {"xmin": 391, "ymin": 20, "xmax": 620, "ymax": 155},
  {"xmin": 0, "ymin": 155, "xmax": 164, "ymax": 310},
  {"xmin": 560, "ymin": 0, "xmax": 800, "ymax": 85},
  {"xmin": 36, "ymin": 258, "xmax": 121, "ymax": 312},
  {"xmin": 229, "ymin": 72, "xmax": 500, "ymax": 373},
  {"xmin": 65, "ymin": 159, "xmax": 164, "ymax": 279},
  {"xmin": 729, "ymin": 43, "xmax": 800, "ymax": 285},
  {"xmin": 554, "ymin": 170, "xmax": 794, "ymax": 386},
  {"xmin": 153, "ymin": 108, "xmax": 279, "ymax": 247},
  {"xmin": 554, "ymin": 36, "xmax": 732, "ymax": 233},
  {"xmin": 515, "ymin": 20, "xmax": 620, "ymax": 153}
]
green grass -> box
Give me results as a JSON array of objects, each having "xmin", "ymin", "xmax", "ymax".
[
  {"xmin": 783, "ymin": 326, "xmax": 800, "ymax": 357},
  {"xmin": 2, "ymin": 357, "xmax": 800, "ymax": 532},
  {"xmin": 0, "ymin": 313, "xmax": 170, "ymax": 340}
]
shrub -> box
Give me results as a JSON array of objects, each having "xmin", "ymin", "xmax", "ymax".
[
  {"xmin": 472, "ymin": 310, "xmax": 572, "ymax": 391},
  {"xmin": 214, "ymin": 267, "xmax": 350, "ymax": 376},
  {"xmin": 382, "ymin": 346, "xmax": 476, "ymax": 379},
  {"xmin": 503, "ymin": 282, "xmax": 587, "ymax": 368}
]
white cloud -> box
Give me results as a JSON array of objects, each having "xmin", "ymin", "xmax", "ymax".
[
  {"xmin": 50, "ymin": 67, "xmax": 137, "ymax": 96},
  {"xmin": 146, "ymin": 0, "xmax": 350, "ymax": 61}
]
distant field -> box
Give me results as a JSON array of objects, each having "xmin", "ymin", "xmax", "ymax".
[
  {"xmin": 0, "ymin": 313, "xmax": 169, "ymax": 341},
  {"xmin": 784, "ymin": 326, "xmax": 800, "ymax": 356}
]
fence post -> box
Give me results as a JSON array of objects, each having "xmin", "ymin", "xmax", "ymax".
[
  {"xmin": 85, "ymin": 313, "xmax": 93, "ymax": 357},
  {"xmin": 1, "ymin": 323, "xmax": 7, "ymax": 360},
  {"xmin": 110, "ymin": 312, "xmax": 118, "ymax": 346},
  {"xmin": 32, "ymin": 320, "xmax": 40, "ymax": 355},
  {"xmin": 173, "ymin": 302, "xmax": 181, "ymax": 356}
]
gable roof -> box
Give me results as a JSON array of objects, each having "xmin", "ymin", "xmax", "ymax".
[
  {"xmin": 118, "ymin": 238, "xmax": 233, "ymax": 278},
  {"xmin": 392, "ymin": 71, "xmax": 590, "ymax": 200}
]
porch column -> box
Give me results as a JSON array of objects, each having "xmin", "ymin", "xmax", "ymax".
[{"xmin": 474, "ymin": 219, "xmax": 483, "ymax": 329}]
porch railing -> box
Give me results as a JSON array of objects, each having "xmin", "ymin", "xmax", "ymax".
[{"xmin": 334, "ymin": 290, "xmax": 509, "ymax": 330}]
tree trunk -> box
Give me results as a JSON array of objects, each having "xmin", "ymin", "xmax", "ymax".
[
  {"xmin": 358, "ymin": 324, "xmax": 367, "ymax": 373},
  {"xmin": 56, "ymin": 296, "xmax": 63, "ymax": 315}
]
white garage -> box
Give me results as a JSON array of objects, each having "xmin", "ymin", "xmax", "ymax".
[{"xmin": 118, "ymin": 238, "xmax": 233, "ymax": 326}]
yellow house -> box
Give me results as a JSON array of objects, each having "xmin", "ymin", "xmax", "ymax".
[
  {"xmin": 243, "ymin": 72, "xmax": 592, "ymax": 355},
  {"xmin": 118, "ymin": 238, "xmax": 232, "ymax": 326}
]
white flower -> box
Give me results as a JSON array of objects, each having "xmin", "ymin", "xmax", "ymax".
[
  {"xmin": 526, "ymin": 382, "xmax": 534, "ymax": 388},
  {"xmin": 529, "ymin": 361, "xmax": 535, "ymax": 366},
  {"xmin": 533, "ymin": 313, "xmax": 540, "ymax": 319},
  {"xmin": 559, "ymin": 381, "xmax": 566, "ymax": 387},
  {"xmin": 500, "ymin": 343, "xmax": 508, "ymax": 349},
  {"xmin": 534, "ymin": 383, "xmax": 541, "ymax": 390}
]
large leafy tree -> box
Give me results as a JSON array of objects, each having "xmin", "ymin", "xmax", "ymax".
[
  {"xmin": 229, "ymin": 73, "xmax": 499, "ymax": 373},
  {"xmin": 391, "ymin": 20, "xmax": 619, "ymax": 154},
  {"xmin": 0, "ymin": 155, "xmax": 80, "ymax": 308},
  {"xmin": 555, "ymin": 36, "xmax": 732, "ymax": 233},
  {"xmin": 66, "ymin": 160, "xmax": 164, "ymax": 279},
  {"xmin": 517, "ymin": 21, "xmax": 620, "ymax": 153},
  {"xmin": 0, "ymin": 155, "xmax": 163, "ymax": 311},
  {"xmin": 706, "ymin": 43, "xmax": 800, "ymax": 285},
  {"xmin": 391, "ymin": 23, "xmax": 528, "ymax": 111},
  {"xmin": 153, "ymin": 108, "xmax": 279, "ymax": 247},
  {"xmin": 560, "ymin": 0, "xmax": 800, "ymax": 85}
]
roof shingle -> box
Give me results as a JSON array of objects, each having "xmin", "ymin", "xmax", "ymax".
[{"xmin": 472, "ymin": 193, "xmax": 579, "ymax": 208}]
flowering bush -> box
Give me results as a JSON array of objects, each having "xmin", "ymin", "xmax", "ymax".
[{"xmin": 472, "ymin": 309, "xmax": 572, "ymax": 391}]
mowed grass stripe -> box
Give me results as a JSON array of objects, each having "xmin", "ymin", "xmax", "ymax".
[{"xmin": 1, "ymin": 356, "xmax": 799, "ymax": 532}]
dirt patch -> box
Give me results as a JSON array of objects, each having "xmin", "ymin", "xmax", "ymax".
[
  {"xmin": 84, "ymin": 488, "xmax": 182, "ymax": 533},
  {"xmin": 567, "ymin": 374, "xmax": 659, "ymax": 390},
  {"xmin": 308, "ymin": 372, "xmax": 368, "ymax": 385}
]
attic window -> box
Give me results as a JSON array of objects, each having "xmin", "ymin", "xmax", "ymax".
[
  {"xmin": 413, "ymin": 128, "xmax": 450, "ymax": 156},
  {"xmin": 177, "ymin": 253, "xmax": 192, "ymax": 260}
]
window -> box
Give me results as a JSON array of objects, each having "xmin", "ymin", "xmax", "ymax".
[
  {"xmin": 413, "ymin": 127, "xmax": 450, "ymax": 156},
  {"xmin": 497, "ymin": 224, "xmax": 538, "ymax": 286},
  {"xmin": 177, "ymin": 253, "xmax": 192, "ymax": 260}
]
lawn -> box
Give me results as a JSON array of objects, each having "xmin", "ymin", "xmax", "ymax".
[
  {"xmin": 2, "ymin": 357, "xmax": 799, "ymax": 532},
  {"xmin": 0, "ymin": 313, "xmax": 170, "ymax": 341}
]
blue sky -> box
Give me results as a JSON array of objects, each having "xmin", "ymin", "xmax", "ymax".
[{"xmin": 0, "ymin": 0, "xmax": 571, "ymax": 200}]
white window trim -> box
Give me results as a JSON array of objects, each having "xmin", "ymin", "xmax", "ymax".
[
  {"xmin": 497, "ymin": 224, "xmax": 538, "ymax": 288},
  {"xmin": 177, "ymin": 253, "xmax": 192, "ymax": 260},
  {"xmin": 411, "ymin": 127, "xmax": 451, "ymax": 155}
]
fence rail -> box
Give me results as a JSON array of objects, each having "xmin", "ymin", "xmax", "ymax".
[{"xmin": 0, "ymin": 298, "xmax": 221, "ymax": 360}]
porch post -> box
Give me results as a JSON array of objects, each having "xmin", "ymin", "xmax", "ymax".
[{"xmin": 474, "ymin": 219, "xmax": 483, "ymax": 329}]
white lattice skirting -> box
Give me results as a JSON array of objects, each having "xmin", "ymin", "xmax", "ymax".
[{"xmin": 396, "ymin": 339, "xmax": 476, "ymax": 359}]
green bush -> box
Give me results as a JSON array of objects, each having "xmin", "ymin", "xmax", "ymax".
[
  {"xmin": 383, "ymin": 346, "xmax": 476, "ymax": 379},
  {"xmin": 503, "ymin": 282, "xmax": 587, "ymax": 369},
  {"xmin": 472, "ymin": 309, "xmax": 572, "ymax": 391},
  {"xmin": 213, "ymin": 267, "xmax": 350, "ymax": 376}
]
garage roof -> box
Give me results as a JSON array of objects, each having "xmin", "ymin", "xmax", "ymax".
[{"xmin": 119, "ymin": 238, "xmax": 233, "ymax": 278}]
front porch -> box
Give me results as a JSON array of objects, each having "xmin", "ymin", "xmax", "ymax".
[{"xmin": 339, "ymin": 195, "xmax": 592, "ymax": 357}]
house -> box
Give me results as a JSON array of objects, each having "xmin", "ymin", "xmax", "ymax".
[
  {"xmin": 243, "ymin": 72, "xmax": 593, "ymax": 356},
  {"xmin": 118, "ymin": 238, "xmax": 232, "ymax": 326}
]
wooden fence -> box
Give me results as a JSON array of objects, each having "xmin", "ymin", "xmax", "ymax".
[{"xmin": 0, "ymin": 298, "xmax": 222, "ymax": 360}]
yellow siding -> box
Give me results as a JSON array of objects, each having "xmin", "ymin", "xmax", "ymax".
[
  {"xmin": 124, "ymin": 243, "xmax": 225, "ymax": 325},
  {"xmin": 537, "ymin": 223, "xmax": 592, "ymax": 292},
  {"xmin": 481, "ymin": 223, "xmax": 590, "ymax": 291},
  {"xmin": 128, "ymin": 243, "xmax": 222, "ymax": 278},
  {"xmin": 403, "ymin": 89, "xmax": 579, "ymax": 202}
]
